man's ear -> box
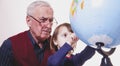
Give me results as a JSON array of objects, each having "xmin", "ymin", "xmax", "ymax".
[{"xmin": 26, "ymin": 16, "xmax": 32, "ymax": 27}]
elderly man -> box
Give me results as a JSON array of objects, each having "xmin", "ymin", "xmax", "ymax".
[{"xmin": 0, "ymin": 0, "xmax": 55, "ymax": 66}]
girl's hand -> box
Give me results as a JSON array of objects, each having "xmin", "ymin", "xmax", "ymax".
[{"xmin": 66, "ymin": 33, "xmax": 79, "ymax": 48}]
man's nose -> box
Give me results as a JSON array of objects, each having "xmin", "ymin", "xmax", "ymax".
[{"xmin": 45, "ymin": 20, "xmax": 53, "ymax": 28}]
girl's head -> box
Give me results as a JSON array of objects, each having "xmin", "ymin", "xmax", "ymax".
[{"xmin": 50, "ymin": 23, "xmax": 78, "ymax": 52}]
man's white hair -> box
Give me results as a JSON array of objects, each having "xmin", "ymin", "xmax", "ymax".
[{"xmin": 27, "ymin": 0, "xmax": 52, "ymax": 15}]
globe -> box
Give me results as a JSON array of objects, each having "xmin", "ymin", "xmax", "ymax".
[{"xmin": 69, "ymin": 0, "xmax": 120, "ymax": 48}]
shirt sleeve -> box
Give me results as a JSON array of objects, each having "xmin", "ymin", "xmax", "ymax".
[
  {"xmin": 0, "ymin": 39, "xmax": 14, "ymax": 66},
  {"xmin": 72, "ymin": 46, "xmax": 96, "ymax": 66},
  {"xmin": 47, "ymin": 43, "xmax": 72, "ymax": 66}
]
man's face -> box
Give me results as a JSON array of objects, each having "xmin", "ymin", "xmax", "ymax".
[{"xmin": 27, "ymin": 6, "xmax": 53, "ymax": 42}]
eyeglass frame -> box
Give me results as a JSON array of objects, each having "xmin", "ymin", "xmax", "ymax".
[{"xmin": 28, "ymin": 14, "xmax": 58, "ymax": 25}]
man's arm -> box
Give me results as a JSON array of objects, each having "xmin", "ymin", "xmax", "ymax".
[{"xmin": 0, "ymin": 39, "xmax": 14, "ymax": 66}]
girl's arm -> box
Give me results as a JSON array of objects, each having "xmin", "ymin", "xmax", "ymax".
[
  {"xmin": 47, "ymin": 43, "xmax": 72, "ymax": 66},
  {"xmin": 72, "ymin": 46, "xmax": 96, "ymax": 66}
]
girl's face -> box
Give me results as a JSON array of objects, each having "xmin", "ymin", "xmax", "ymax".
[{"xmin": 53, "ymin": 26, "xmax": 77, "ymax": 49}]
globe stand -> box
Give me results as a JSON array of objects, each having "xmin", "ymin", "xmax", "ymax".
[{"xmin": 96, "ymin": 42, "xmax": 116, "ymax": 66}]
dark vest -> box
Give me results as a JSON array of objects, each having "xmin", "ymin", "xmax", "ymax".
[{"xmin": 10, "ymin": 30, "xmax": 53, "ymax": 66}]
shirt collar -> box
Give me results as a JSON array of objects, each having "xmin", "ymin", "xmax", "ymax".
[
  {"xmin": 27, "ymin": 30, "xmax": 50, "ymax": 49},
  {"xmin": 27, "ymin": 30, "xmax": 36, "ymax": 46}
]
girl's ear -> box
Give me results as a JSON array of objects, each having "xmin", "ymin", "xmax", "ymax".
[{"xmin": 53, "ymin": 40, "xmax": 58, "ymax": 46}]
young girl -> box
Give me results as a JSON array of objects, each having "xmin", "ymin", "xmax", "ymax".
[{"xmin": 47, "ymin": 23, "xmax": 95, "ymax": 66}]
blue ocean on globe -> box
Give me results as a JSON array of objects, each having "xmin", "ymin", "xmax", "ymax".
[{"xmin": 69, "ymin": 0, "xmax": 120, "ymax": 48}]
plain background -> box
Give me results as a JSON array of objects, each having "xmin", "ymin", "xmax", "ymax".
[{"xmin": 0, "ymin": 0, "xmax": 120, "ymax": 66}]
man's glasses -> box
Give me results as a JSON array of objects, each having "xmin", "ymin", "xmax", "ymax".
[{"xmin": 28, "ymin": 15, "xmax": 58, "ymax": 25}]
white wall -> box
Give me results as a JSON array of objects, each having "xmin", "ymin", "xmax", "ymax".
[{"xmin": 0, "ymin": 0, "xmax": 120, "ymax": 66}]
